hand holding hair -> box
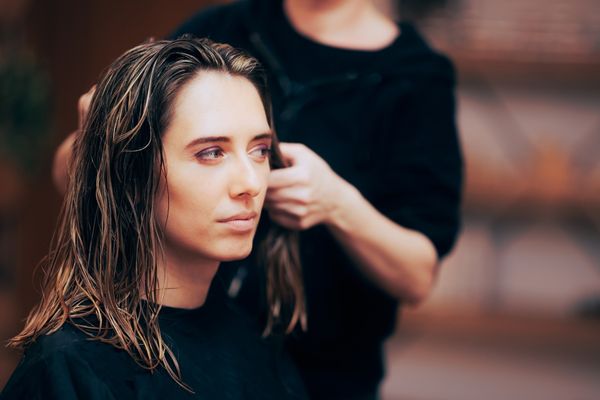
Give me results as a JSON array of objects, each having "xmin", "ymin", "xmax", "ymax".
[{"xmin": 266, "ymin": 142, "xmax": 352, "ymax": 230}]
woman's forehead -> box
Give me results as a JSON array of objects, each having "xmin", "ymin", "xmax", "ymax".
[{"xmin": 165, "ymin": 72, "xmax": 270, "ymax": 146}]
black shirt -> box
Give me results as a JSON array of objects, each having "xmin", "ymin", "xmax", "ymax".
[
  {"xmin": 173, "ymin": 1, "xmax": 463, "ymax": 398},
  {"xmin": 0, "ymin": 284, "xmax": 307, "ymax": 400}
]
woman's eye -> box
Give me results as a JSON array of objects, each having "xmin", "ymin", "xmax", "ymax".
[
  {"xmin": 196, "ymin": 148, "xmax": 225, "ymax": 161},
  {"xmin": 251, "ymin": 145, "xmax": 271, "ymax": 159}
]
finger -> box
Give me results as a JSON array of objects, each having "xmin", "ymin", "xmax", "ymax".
[
  {"xmin": 78, "ymin": 85, "xmax": 96, "ymax": 112},
  {"xmin": 266, "ymin": 201, "xmax": 308, "ymax": 218},
  {"xmin": 268, "ymin": 165, "xmax": 307, "ymax": 189},
  {"xmin": 268, "ymin": 208, "xmax": 317, "ymax": 231},
  {"xmin": 78, "ymin": 85, "xmax": 97, "ymax": 131},
  {"xmin": 278, "ymin": 142, "xmax": 307, "ymax": 166},
  {"xmin": 266, "ymin": 186, "xmax": 310, "ymax": 205}
]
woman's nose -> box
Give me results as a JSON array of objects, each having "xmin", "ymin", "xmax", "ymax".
[{"xmin": 229, "ymin": 155, "xmax": 262, "ymax": 199}]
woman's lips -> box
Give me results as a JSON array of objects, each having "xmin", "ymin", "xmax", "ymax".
[{"xmin": 218, "ymin": 212, "xmax": 257, "ymax": 232}]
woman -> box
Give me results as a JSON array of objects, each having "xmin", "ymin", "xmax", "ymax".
[{"xmin": 1, "ymin": 37, "xmax": 306, "ymax": 399}]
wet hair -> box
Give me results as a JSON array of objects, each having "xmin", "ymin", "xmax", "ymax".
[{"xmin": 10, "ymin": 37, "xmax": 305, "ymax": 390}]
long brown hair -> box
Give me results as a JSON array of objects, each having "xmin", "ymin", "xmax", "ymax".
[{"xmin": 10, "ymin": 37, "xmax": 305, "ymax": 389}]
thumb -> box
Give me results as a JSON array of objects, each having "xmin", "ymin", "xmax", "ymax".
[{"xmin": 278, "ymin": 142, "xmax": 308, "ymax": 166}]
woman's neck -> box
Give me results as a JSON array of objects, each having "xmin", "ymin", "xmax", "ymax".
[
  {"xmin": 155, "ymin": 247, "xmax": 220, "ymax": 309},
  {"xmin": 283, "ymin": 0, "xmax": 399, "ymax": 50}
]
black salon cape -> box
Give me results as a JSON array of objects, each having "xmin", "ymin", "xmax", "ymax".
[
  {"xmin": 171, "ymin": 0, "xmax": 463, "ymax": 398},
  {"xmin": 0, "ymin": 284, "xmax": 307, "ymax": 400}
]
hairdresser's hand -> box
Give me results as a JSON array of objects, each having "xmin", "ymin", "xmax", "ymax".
[
  {"xmin": 266, "ymin": 143, "xmax": 354, "ymax": 230},
  {"xmin": 52, "ymin": 85, "xmax": 96, "ymax": 194},
  {"xmin": 78, "ymin": 85, "xmax": 96, "ymax": 131}
]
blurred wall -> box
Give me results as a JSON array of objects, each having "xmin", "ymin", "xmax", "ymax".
[
  {"xmin": 382, "ymin": 2, "xmax": 600, "ymax": 398},
  {"xmin": 397, "ymin": 0, "xmax": 600, "ymax": 320}
]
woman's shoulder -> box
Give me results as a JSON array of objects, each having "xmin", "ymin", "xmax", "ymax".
[
  {"xmin": 26, "ymin": 322, "xmax": 87, "ymax": 355},
  {"xmin": 23, "ymin": 323, "xmax": 127, "ymax": 365},
  {"xmin": 1, "ymin": 324, "xmax": 133, "ymax": 399}
]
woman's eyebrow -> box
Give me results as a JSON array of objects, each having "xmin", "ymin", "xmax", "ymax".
[
  {"xmin": 185, "ymin": 132, "xmax": 273, "ymax": 149},
  {"xmin": 185, "ymin": 136, "xmax": 230, "ymax": 149},
  {"xmin": 252, "ymin": 132, "xmax": 273, "ymax": 141}
]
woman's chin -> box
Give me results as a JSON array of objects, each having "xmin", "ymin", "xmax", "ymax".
[{"xmin": 217, "ymin": 243, "xmax": 253, "ymax": 262}]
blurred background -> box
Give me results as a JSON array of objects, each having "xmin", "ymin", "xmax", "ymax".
[{"xmin": 1, "ymin": 0, "xmax": 599, "ymax": 398}]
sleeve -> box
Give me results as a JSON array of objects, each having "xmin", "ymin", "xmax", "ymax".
[
  {"xmin": 0, "ymin": 351, "xmax": 116, "ymax": 400},
  {"xmin": 373, "ymin": 68, "xmax": 464, "ymax": 259}
]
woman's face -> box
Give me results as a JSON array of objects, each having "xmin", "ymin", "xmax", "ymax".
[{"xmin": 155, "ymin": 71, "xmax": 272, "ymax": 263}]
